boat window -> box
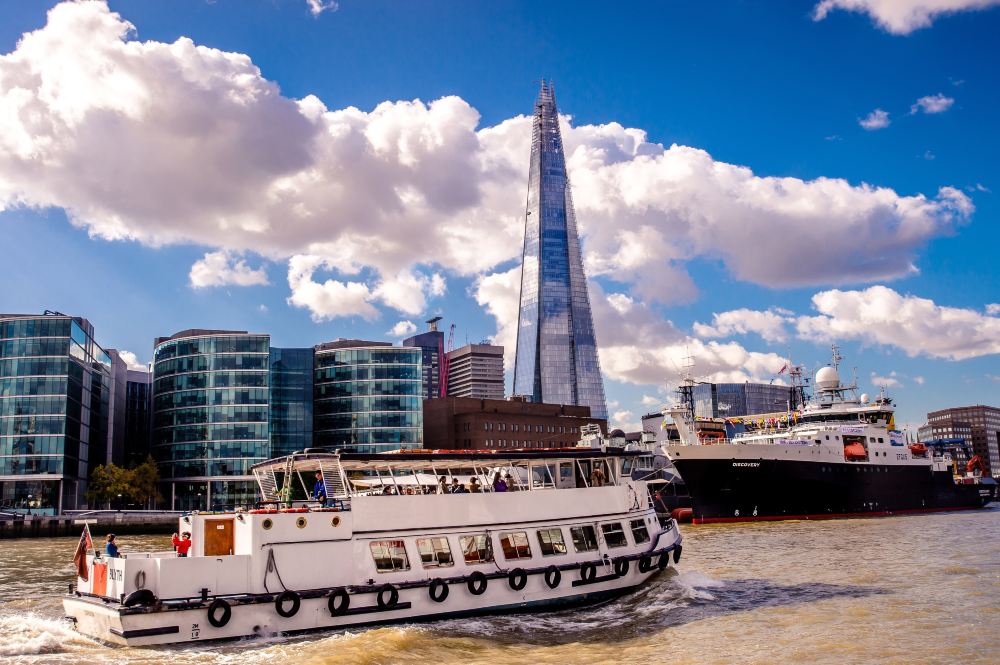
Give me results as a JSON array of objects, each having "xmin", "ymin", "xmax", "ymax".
[
  {"xmin": 630, "ymin": 519, "xmax": 650, "ymax": 545},
  {"xmin": 601, "ymin": 522, "xmax": 628, "ymax": 548},
  {"xmin": 369, "ymin": 540, "xmax": 410, "ymax": 573},
  {"xmin": 499, "ymin": 531, "xmax": 532, "ymax": 560},
  {"xmin": 536, "ymin": 528, "xmax": 567, "ymax": 556},
  {"xmin": 531, "ymin": 463, "xmax": 556, "ymax": 488},
  {"xmin": 459, "ymin": 534, "xmax": 494, "ymax": 565},
  {"xmin": 416, "ymin": 537, "xmax": 453, "ymax": 568},
  {"xmin": 570, "ymin": 525, "xmax": 599, "ymax": 552},
  {"xmin": 558, "ymin": 462, "xmax": 575, "ymax": 488}
]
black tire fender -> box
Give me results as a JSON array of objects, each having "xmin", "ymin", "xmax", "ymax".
[
  {"xmin": 428, "ymin": 578, "xmax": 449, "ymax": 603},
  {"xmin": 207, "ymin": 598, "xmax": 231, "ymax": 628},
  {"xmin": 328, "ymin": 587, "xmax": 350, "ymax": 616},
  {"xmin": 377, "ymin": 584, "xmax": 399, "ymax": 609},
  {"xmin": 508, "ymin": 568, "xmax": 528, "ymax": 591},
  {"xmin": 275, "ymin": 590, "xmax": 300, "ymax": 618},
  {"xmin": 673, "ymin": 544, "xmax": 683, "ymax": 564},
  {"xmin": 467, "ymin": 570, "xmax": 488, "ymax": 595},
  {"xmin": 580, "ymin": 561, "xmax": 597, "ymax": 582},
  {"xmin": 544, "ymin": 565, "xmax": 561, "ymax": 589},
  {"xmin": 638, "ymin": 554, "xmax": 654, "ymax": 573},
  {"xmin": 657, "ymin": 552, "xmax": 670, "ymax": 571},
  {"xmin": 613, "ymin": 558, "xmax": 630, "ymax": 576},
  {"xmin": 122, "ymin": 589, "xmax": 156, "ymax": 607}
]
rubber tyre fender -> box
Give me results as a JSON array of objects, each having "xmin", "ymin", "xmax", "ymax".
[
  {"xmin": 508, "ymin": 568, "xmax": 528, "ymax": 591},
  {"xmin": 275, "ymin": 590, "xmax": 300, "ymax": 618},
  {"xmin": 673, "ymin": 544, "xmax": 683, "ymax": 564},
  {"xmin": 428, "ymin": 578, "xmax": 449, "ymax": 603},
  {"xmin": 207, "ymin": 598, "xmax": 232, "ymax": 628},
  {"xmin": 657, "ymin": 552, "xmax": 670, "ymax": 571},
  {"xmin": 638, "ymin": 554, "xmax": 654, "ymax": 573},
  {"xmin": 613, "ymin": 558, "xmax": 630, "ymax": 577},
  {"xmin": 467, "ymin": 571, "xmax": 488, "ymax": 595},
  {"xmin": 327, "ymin": 588, "xmax": 350, "ymax": 616},
  {"xmin": 377, "ymin": 584, "xmax": 399, "ymax": 609},
  {"xmin": 580, "ymin": 562, "xmax": 597, "ymax": 582},
  {"xmin": 543, "ymin": 565, "xmax": 561, "ymax": 589},
  {"xmin": 122, "ymin": 589, "xmax": 156, "ymax": 607}
]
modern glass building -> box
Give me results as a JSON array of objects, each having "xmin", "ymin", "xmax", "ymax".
[
  {"xmin": 691, "ymin": 382, "xmax": 797, "ymax": 419},
  {"xmin": 314, "ymin": 340, "xmax": 423, "ymax": 453},
  {"xmin": 0, "ymin": 313, "xmax": 113, "ymax": 513},
  {"xmin": 122, "ymin": 368, "xmax": 152, "ymax": 466},
  {"xmin": 512, "ymin": 81, "xmax": 608, "ymax": 420},
  {"xmin": 269, "ymin": 347, "xmax": 314, "ymax": 457},
  {"xmin": 402, "ymin": 321, "xmax": 444, "ymax": 399},
  {"xmin": 151, "ymin": 330, "xmax": 270, "ymax": 511}
]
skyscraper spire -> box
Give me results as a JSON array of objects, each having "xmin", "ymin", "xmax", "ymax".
[{"xmin": 513, "ymin": 81, "xmax": 608, "ymax": 421}]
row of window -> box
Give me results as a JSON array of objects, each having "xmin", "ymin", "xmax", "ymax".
[
  {"xmin": 0, "ymin": 338, "xmax": 71, "ymax": 360},
  {"xmin": 314, "ymin": 412, "xmax": 423, "ymax": 431},
  {"xmin": 0, "ymin": 358, "xmax": 70, "ymax": 379},
  {"xmin": 314, "ymin": 365, "xmax": 422, "ymax": 382},
  {"xmin": 152, "ymin": 423, "xmax": 269, "ymax": 445},
  {"xmin": 153, "ymin": 405, "xmax": 269, "ymax": 429},
  {"xmin": 0, "ymin": 396, "xmax": 70, "ymax": 418},
  {"xmin": 0, "ymin": 455, "xmax": 64, "ymax": 475},
  {"xmin": 314, "ymin": 349, "xmax": 421, "ymax": 367},
  {"xmin": 315, "ymin": 380, "xmax": 422, "ymax": 399},
  {"xmin": 156, "ymin": 458, "xmax": 263, "ymax": 479},
  {"xmin": 154, "ymin": 371, "xmax": 269, "ymax": 395},
  {"xmin": 154, "ymin": 336, "xmax": 270, "ymax": 361},
  {"xmin": 314, "ymin": 396, "xmax": 423, "ymax": 415},
  {"xmin": 368, "ymin": 519, "xmax": 652, "ymax": 573},
  {"xmin": 0, "ymin": 318, "xmax": 73, "ymax": 339},
  {"xmin": 0, "ymin": 377, "xmax": 70, "ymax": 398},
  {"xmin": 154, "ymin": 354, "xmax": 270, "ymax": 377},
  {"xmin": 0, "ymin": 416, "xmax": 67, "ymax": 436},
  {"xmin": 0, "ymin": 436, "xmax": 67, "ymax": 456},
  {"xmin": 314, "ymin": 428, "xmax": 422, "ymax": 446},
  {"xmin": 482, "ymin": 422, "xmax": 580, "ymax": 434}
]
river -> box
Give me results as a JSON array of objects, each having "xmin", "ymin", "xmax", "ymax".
[{"xmin": 2, "ymin": 508, "xmax": 998, "ymax": 664}]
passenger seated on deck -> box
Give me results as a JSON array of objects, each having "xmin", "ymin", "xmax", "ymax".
[
  {"xmin": 172, "ymin": 531, "xmax": 192, "ymax": 557},
  {"xmin": 105, "ymin": 534, "xmax": 120, "ymax": 558},
  {"xmin": 469, "ymin": 478, "xmax": 482, "ymax": 493},
  {"xmin": 313, "ymin": 471, "xmax": 328, "ymax": 507},
  {"xmin": 492, "ymin": 472, "xmax": 508, "ymax": 492},
  {"xmin": 381, "ymin": 485, "xmax": 396, "ymax": 495},
  {"xmin": 437, "ymin": 476, "xmax": 448, "ymax": 494},
  {"xmin": 504, "ymin": 473, "xmax": 517, "ymax": 491},
  {"xmin": 451, "ymin": 478, "xmax": 467, "ymax": 494}
]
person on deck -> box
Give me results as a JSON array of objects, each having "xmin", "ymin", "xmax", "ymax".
[
  {"xmin": 590, "ymin": 464, "xmax": 607, "ymax": 487},
  {"xmin": 437, "ymin": 476, "xmax": 448, "ymax": 494},
  {"xmin": 451, "ymin": 478, "xmax": 467, "ymax": 494},
  {"xmin": 313, "ymin": 471, "xmax": 328, "ymax": 507},
  {"xmin": 105, "ymin": 534, "xmax": 120, "ymax": 558},
  {"xmin": 492, "ymin": 472, "xmax": 508, "ymax": 492},
  {"xmin": 469, "ymin": 478, "xmax": 482, "ymax": 493},
  {"xmin": 504, "ymin": 472, "xmax": 517, "ymax": 491},
  {"xmin": 172, "ymin": 531, "xmax": 192, "ymax": 557}
]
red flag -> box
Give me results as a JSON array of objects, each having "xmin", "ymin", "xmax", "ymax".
[
  {"xmin": 73, "ymin": 524, "xmax": 93, "ymax": 582},
  {"xmin": 777, "ymin": 364, "xmax": 788, "ymax": 375}
]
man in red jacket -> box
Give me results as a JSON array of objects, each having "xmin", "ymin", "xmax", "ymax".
[{"xmin": 172, "ymin": 531, "xmax": 192, "ymax": 557}]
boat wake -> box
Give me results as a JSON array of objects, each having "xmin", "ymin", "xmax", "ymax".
[{"xmin": 0, "ymin": 611, "xmax": 90, "ymax": 658}]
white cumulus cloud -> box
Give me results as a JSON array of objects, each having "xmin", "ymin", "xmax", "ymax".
[
  {"xmin": 286, "ymin": 255, "xmax": 379, "ymax": 321},
  {"xmin": 306, "ymin": 0, "xmax": 338, "ymax": 16},
  {"xmin": 859, "ymin": 109, "xmax": 891, "ymax": 130},
  {"xmin": 813, "ymin": 0, "xmax": 1000, "ymax": 34},
  {"xmin": 388, "ymin": 320, "xmax": 418, "ymax": 337},
  {"xmin": 694, "ymin": 308, "xmax": 792, "ymax": 343},
  {"xmin": 911, "ymin": 93, "xmax": 955, "ymax": 114},
  {"xmin": 870, "ymin": 370, "xmax": 902, "ymax": 388},
  {"xmin": 115, "ymin": 350, "xmax": 148, "ymax": 371},
  {"xmin": 189, "ymin": 251, "xmax": 269, "ymax": 288}
]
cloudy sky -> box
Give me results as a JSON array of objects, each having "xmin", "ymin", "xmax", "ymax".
[{"xmin": 1, "ymin": 0, "xmax": 998, "ymax": 432}]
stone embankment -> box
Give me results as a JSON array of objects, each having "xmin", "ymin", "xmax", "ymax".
[{"xmin": 0, "ymin": 511, "xmax": 179, "ymax": 539}]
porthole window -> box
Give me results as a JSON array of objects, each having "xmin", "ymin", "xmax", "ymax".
[
  {"xmin": 296, "ymin": 516, "xmax": 307, "ymax": 529},
  {"xmin": 262, "ymin": 518, "xmax": 273, "ymax": 530},
  {"xmin": 331, "ymin": 516, "xmax": 341, "ymax": 527}
]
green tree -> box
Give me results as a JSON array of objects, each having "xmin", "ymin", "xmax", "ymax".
[
  {"xmin": 85, "ymin": 458, "xmax": 162, "ymax": 509},
  {"xmin": 129, "ymin": 456, "xmax": 162, "ymax": 508}
]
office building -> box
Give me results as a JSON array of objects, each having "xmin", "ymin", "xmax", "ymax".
[
  {"xmin": 0, "ymin": 313, "xmax": 115, "ymax": 513},
  {"xmin": 423, "ymin": 396, "xmax": 605, "ymax": 450},
  {"xmin": 446, "ymin": 343, "xmax": 504, "ymax": 400},
  {"xmin": 512, "ymin": 81, "xmax": 608, "ymax": 420},
  {"xmin": 402, "ymin": 318, "xmax": 445, "ymax": 399},
  {"xmin": 923, "ymin": 405, "xmax": 1000, "ymax": 477},
  {"xmin": 269, "ymin": 347, "xmax": 314, "ymax": 457},
  {"xmin": 690, "ymin": 382, "xmax": 797, "ymax": 419},
  {"xmin": 122, "ymin": 366, "xmax": 152, "ymax": 466},
  {"xmin": 313, "ymin": 340, "xmax": 423, "ymax": 453}
]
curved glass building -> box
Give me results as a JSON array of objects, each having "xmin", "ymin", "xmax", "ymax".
[
  {"xmin": 0, "ymin": 313, "xmax": 113, "ymax": 513},
  {"xmin": 314, "ymin": 341, "xmax": 422, "ymax": 453},
  {"xmin": 151, "ymin": 330, "xmax": 270, "ymax": 510}
]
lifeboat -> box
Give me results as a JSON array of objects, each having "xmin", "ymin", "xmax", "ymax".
[
  {"xmin": 671, "ymin": 507, "xmax": 693, "ymax": 523},
  {"xmin": 908, "ymin": 443, "xmax": 928, "ymax": 457},
  {"xmin": 843, "ymin": 442, "xmax": 867, "ymax": 461}
]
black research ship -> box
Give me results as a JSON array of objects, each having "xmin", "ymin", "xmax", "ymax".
[{"xmin": 663, "ymin": 350, "xmax": 997, "ymax": 524}]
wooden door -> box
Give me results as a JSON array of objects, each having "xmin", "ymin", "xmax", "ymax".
[{"xmin": 203, "ymin": 519, "xmax": 234, "ymax": 556}]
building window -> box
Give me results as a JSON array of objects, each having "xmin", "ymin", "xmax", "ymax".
[
  {"xmin": 369, "ymin": 540, "xmax": 409, "ymax": 572},
  {"xmin": 416, "ymin": 537, "xmax": 453, "ymax": 568},
  {"xmin": 460, "ymin": 534, "xmax": 493, "ymax": 564},
  {"xmin": 630, "ymin": 519, "xmax": 650, "ymax": 545},
  {"xmin": 499, "ymin": 531, "xmax": 532, "ymax": 560},
  {"xmin": 601, "ymin": 522, "xmax": 628, "ymax": 548},
  {"xmin": 570, "ymin": 525, "xmax": 599, "ymax": 552},
  {"xmin": 536, "ymin": 528, "xmax": 567, "ymax": 556}
]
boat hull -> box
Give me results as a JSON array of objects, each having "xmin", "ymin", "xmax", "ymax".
[{"xmin": 670, "ymin": 457, "xmax": 997, "ymax": 524}]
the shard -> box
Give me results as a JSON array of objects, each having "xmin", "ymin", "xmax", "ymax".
[{"xmin": 513, "ymin": 81, "xmax": 608, "ymax": 421}]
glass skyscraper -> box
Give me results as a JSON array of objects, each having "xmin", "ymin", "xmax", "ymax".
[{"xmin": 513, "ymin": 81, "xmax": 608, "ymax": 420}]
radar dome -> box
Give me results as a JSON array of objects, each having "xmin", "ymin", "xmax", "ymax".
[
  {"xmin": 860, "ymin": 393, "xmax": 870, "ymax": 403},
  {"xmin": 815, "ymin": 366, "xmax": 840, "ymax": 391}
]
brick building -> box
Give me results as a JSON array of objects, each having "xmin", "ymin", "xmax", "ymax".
[
  {"xmin": 423, "ymin": 397, "xmax": 607, "ymax": 450},
  {"xmin": 923, "ymin": 405, "xmax": 1000, "ymax": 477}
]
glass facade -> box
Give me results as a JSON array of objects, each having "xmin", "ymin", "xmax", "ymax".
[
  {"xmin": 314, "ymin": 343, "xmax": 423, "ymax": 453},
  {"xmin": 512, "ymin": 81, "xmax": 608, "ymax": 420},
  {"xmin": 402, "ymin": 329, "xmax": 444, "ymax": 399},
  {"xmin": 0, "ymin": 314, "xmax": 113, "ymax": 513},
  {"xmin": 123, "ymin": 370, "xmax": 152, "ymax": 466},
  {"xmin": 269, "ymin": 347, "xmax": 313, "ymax": 457},
  {"xmin": 152, "ymin": 332, "xmax": 270, "ymax": 511},
  {"xmin": 692, "ymin": 383, "xmax": 795, "ymax": 419}
]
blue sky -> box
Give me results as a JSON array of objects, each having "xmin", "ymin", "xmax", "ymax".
[{"xmin": 0, "ymin": 0, "xmax": 998, "ymax": 431}]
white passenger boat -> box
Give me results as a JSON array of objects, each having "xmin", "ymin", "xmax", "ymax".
[{"xmin": 64, "ymin": 448, "xmax": 683, "ymax": 646}]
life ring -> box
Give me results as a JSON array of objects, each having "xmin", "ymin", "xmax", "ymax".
[
  {"xmin": 467, "ymin": 571, "xmax": 488, "ymax": 595},
  {"xmin": 428, "ymin": 578, "xmax": 449, "ymax": 603},
  {"xmin": 508, "ymin": 568, "xmax": 528, "ymax": 591},
  {"xmin": 657, "ymin": 552, "xmax": 670, "ymax": 571},
  {"xmin": 579, "ymin": 562, "xmax": 597, "ymax": 582},
  {"xmin": 638, "ymin": 554, "xmax": 654, "ymax": 573},
  {"xmin": 275, "ymin": 590, "xmax": 300, "ymax": 618},
  {"xmin": 377, "ymin": 584, "xmax": 399, "ymax": 609},
  {"xmin": 207, "ymin": 598, "xmax": 232, "ymax": 628},
  {"xmin": 673, "ymin": 544, "xmax": 683, "ymax": 564},
  {"xmin": 544, "ymin": 565, "xmax": 561, "ymax": 589},
  {"xmin": 613, "ymin": 558, "xmax": 630, "ymax": 576},
  {"xmin": 122, "ymin": 589, "xmax": 156, "ymax": 607},
  {"xmin": 328, "ymin": 588, "xmax": 350, "ymax": 616}
]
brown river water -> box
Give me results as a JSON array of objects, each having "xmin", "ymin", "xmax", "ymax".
[{"xmin": 1, "ymin": 508, "xmax": 998, "ymax": 665}]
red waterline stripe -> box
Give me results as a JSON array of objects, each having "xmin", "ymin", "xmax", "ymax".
[{"xmin": 692, "ymin": 505, "xmax": 984, "ymax": 524}]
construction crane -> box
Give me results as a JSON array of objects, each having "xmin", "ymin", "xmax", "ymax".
[{"xmin": 440, "ymin": 323, "xmax": 456, "ymax": 397}]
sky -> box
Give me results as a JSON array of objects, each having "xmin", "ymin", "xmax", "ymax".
[{"xmin": 0, "ymin": 0, "xmax": 998, "ymax": 433}]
